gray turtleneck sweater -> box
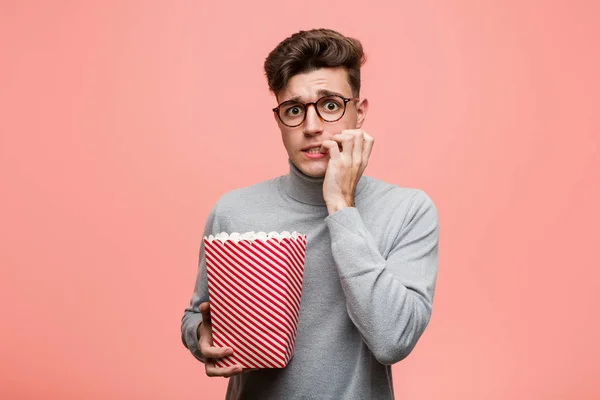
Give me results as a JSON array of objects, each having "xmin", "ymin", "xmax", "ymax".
[{"xmin": 181, "ymin": 159, "xmax": 439, "ymax": 400}]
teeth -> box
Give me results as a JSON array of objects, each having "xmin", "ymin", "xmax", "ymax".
[{"xmin": 306, "ymin": 148, "xmax": 321, "ymax": 154}]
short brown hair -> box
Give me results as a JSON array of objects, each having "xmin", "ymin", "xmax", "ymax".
[{"xmin": 264, "ymin": 28, "xmax": 366, "ymax": 97}]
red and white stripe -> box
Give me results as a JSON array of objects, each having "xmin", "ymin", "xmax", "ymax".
[{"xmin": 204, "ymin": 235, "xmax": 306, "ymax": 369}]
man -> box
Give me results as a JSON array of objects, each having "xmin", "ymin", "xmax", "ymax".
[{"xmin": 181, "ymin": 28, "xmax": 439, "ymax": 399}]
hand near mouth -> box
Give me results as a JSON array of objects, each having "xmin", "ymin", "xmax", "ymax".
[
  {"xmin": 320, "ymin": 129, "xmax": 374, "ymax": 215},
  {"xmin": 319, "ymin": 143, "xmax": 342, "ymax": 154}
]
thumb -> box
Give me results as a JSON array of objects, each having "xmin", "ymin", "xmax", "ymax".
[{"xmin": 199, "ymin": 302, "xmax": 211, "ymax": 321}]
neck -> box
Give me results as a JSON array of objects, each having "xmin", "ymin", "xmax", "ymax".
[{"xmin": 281, "ymin": 158, "xmax": 367, "ymax": 206}]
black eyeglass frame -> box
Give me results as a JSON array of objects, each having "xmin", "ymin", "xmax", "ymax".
[{"xmin": 272, "ymin": 95, "xmax": 360, "ymax": 127}]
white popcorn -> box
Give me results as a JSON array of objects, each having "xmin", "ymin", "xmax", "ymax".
[{"xmin": 206, "ymin": 231, "xmax": 303, "ymax": 243}]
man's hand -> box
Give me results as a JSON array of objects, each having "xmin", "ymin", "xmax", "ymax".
[
  {"xmin": 198, "ymin": 302, "xmax": 246, "ymax": 378},
  {"xmin": 321, "ymin": 129, "xmax": 374, "ymax": 215}
]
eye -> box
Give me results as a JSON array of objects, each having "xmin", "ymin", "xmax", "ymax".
[
  {"xmin": 318, "ymin": 97, "xmax": 343, "ymax": 112},
  {"xmin": 283, "ymin": 105, "xmax": 303, "ymax": 116},
  {"xmin": 324, "ymin": 101, "xmax": 340, "ymax": 111}
]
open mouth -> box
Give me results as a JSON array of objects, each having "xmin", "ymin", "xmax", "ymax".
[
  {"xmin": 302, "ymin": 147, "xmax": 328, "ymax": 158},
  {"xmin": 303, "ymin": 147, "xmax": 327, "ymax": 155}
]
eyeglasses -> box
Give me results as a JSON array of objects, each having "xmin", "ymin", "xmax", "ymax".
[{"xmin": 272, "ymin": 95, "xmax": 360, "ymax": 127}]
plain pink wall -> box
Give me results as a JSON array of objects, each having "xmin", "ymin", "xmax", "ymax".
[{"xmin": 1, "ymin": 1, "xmax": 598, "ymax": 399}]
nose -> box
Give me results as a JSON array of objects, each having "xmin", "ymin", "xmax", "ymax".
[{"xmin": 302, "ymin": 104, "xmax": 323, "ymax": 136}]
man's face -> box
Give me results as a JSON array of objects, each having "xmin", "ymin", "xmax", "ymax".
[{"xmin": 274, "ymin": 67, "xmax": 369, "ymax": 178}]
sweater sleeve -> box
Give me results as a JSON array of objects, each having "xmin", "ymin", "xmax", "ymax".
[
  {"xmin": 180, "ymin": 203, "xmax": 219, "ymax": 363},
  {"xmin": 324, "ymin": 190, "xmax": 439, "ymax": 365}
]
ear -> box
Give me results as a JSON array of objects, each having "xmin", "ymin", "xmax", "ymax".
[{"xmin": 355, "ymin": 98, "xmax": 369, "ymax": 129}]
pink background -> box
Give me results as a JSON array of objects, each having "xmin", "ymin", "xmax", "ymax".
[{"xmin": 1, "ymin": 1, "xmax": 598, "ymax": 399}]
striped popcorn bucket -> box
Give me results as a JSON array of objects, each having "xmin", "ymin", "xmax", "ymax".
[{"xmin": 204, "ymin": 231, "xmax": 307, "ymax": 369}]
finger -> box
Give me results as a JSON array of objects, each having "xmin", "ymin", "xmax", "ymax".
[
  {"xmin": 206, "ymin": 362, "xmax": 243, "ymax": 378},
  {"xmin": 332, "ymin": 133, "xmax": 354, "ymax": 159},
  {"xmin": 199, "ymin": 302, "xmax": 211, "ymax": 322},
  {"xmin": 206, "ymin": 361, "xmax": 243, "ymax": 378},
  {"xmin": 351, "ymin": 131, "xmax": 363, "ymax": 167},
  {"xmin": 361, "ymin": 132, "xmax": 374, "ymax": 173},
  {"xmin": 201, "ymin": 344, "xmax": 233, "ymax": 360},
  {"xmin": 321, "ymin": 140, "xmax": 341, "ymax": 162}
]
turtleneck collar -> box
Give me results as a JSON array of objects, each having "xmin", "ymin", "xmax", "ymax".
[{"xmin": 281, "ymin": 158, "xmax": 368, "ymax": 206}]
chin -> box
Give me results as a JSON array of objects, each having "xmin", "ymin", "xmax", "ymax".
[{"xmin": 295, "ymin": 158, "xmax": 327, "ymax": 178}]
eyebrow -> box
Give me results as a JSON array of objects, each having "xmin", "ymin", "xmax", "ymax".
[{"xmin": 284, "ymin": 89, "xmax": 346, "ymax": 103}]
